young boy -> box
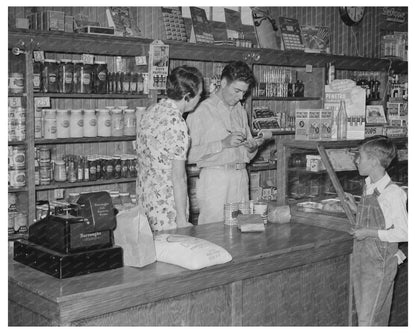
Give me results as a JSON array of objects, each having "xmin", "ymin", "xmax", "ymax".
[{"xmin": 345, "ymin": 136, "xmax": 408, "ymax": 326}]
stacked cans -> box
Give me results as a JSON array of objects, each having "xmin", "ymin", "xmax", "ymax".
[
  {"xmin": 8, "ymin": 146, "xmax": 26, "ymax": 189},
  {"xmin": 8, "ymin": 97, "xmax": 26, "ymax": 142},
  {"xmin": 37, "ymin": 146, "xmax": 52, "ymax": 185}
]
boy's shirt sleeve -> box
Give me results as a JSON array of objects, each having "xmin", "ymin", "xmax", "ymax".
[{"xmin": 378, "ymin": 186, "xmax": 408, "ymax": 242}]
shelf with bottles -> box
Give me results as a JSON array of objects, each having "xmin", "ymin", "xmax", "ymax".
[
  {"xmin": 8, "ymin": 186, "xmax": 28, "ymax": 193},
  {"xmin": 35, "ymin": 136, "xmax": 137, "ymax": 145},
  {"xmin": 33, "ymin": 93, "xmax": 149, "ymax": 99},
  {"xmin": 36, "ymin": 177, "xmax": 136, "ymax": 191}
]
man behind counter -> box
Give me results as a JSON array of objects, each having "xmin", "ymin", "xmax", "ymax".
[{"xmin": 187, "ymin": 61, "xmax": 264, "ymax": 224}]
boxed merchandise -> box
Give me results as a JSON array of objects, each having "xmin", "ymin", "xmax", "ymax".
[
  {"xmin": 308, "ymin": 110, "xmax": 321, "ymax": 140},
  {"xmin": 320, "ymin": 109, "xmax": 333, "ymax": 140},
  {"xmin": 324, "ymin": 82, "xmax": 366, "ymax": 140},
  {"xmin": 365, "ymin": 125, "xmax": 384, "ymax": 138},
  {"xmin": 295, "ymin": 109, "xmax": 310, "ymax": 140}
]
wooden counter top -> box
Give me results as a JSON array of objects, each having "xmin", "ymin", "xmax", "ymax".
[{"xmin": 9, "ymin": 221, "xmax": 352, "ymax": 325}]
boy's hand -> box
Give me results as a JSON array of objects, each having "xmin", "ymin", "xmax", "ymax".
[
  {"xmin": 243, "ymin": 138, "xmax": 258, "ymax": 153},
  {"xmin": 344, "ymin": 192, "xmax": 358, "ymax": 213}
]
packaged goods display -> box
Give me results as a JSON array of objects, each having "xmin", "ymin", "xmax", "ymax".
[
  {"xmin": 8, "ymin": 101, "xmax": 26, "ymax": 142},
  {"xmin": 9, "ymin": 72, "xmax": 25, "ymax": 94},
  {"xmin": 36, "ymin": 108, "xmax": 136, "ymax": 139}
]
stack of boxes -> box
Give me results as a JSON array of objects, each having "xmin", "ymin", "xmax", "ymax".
[{"xmin": 27, "ymin": 10, "xmax": 74, "ymax": 33}]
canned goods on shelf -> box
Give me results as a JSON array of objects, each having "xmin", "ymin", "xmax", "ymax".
[
  {"xmin": 111, "ymin": 108, "xmax": 124, "ymax": 136},
  {"xmin": 9, "ymin": 169, "xmax": 26, "ymax": 188},
  {"xmin": 69, "ymin": 109, "xmax": 83, "ymax": 138},
  {"xmin": 97, "ymin": 109, "xmax": 112, "ymax": 137},
  {"xmin": 56, "ymin": 109, "xmax": 71, "ymax": 138},
  {"xmin": 84, "ymin": 109, "xmax": 98, "ymax": 137},
  {"xmin": 9, "ymin": 72, "xmax": 24, "ymax": 94},
  {"xmin": 123, "ymin": 109, "xmax": 136, "ymax": 135},
  {"xmin": 8, "ymin": 146, "xmax": 26, "ymax": 169}
]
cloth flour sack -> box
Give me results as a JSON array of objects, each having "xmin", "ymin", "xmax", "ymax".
[
  {"xmin": 114, "ymin": 205, "xmax": 156, "ymax": 267},
  {"xmin": 154, "ymin": 234, "xmax": 232, "ymax": 270}
]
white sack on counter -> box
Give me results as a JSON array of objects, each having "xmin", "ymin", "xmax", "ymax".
[
  {"xmin": 114, "ymin": 205, "xmax": 156, "ymax": 268},
  {"xmin": 154, "ymin": 234, "xmax": 232, "ymax": 270}
]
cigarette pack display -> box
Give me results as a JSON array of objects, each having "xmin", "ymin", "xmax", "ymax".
[
  {"xmin": 295, "ymin": 109, "xmax": 309, "ymax": 140},
  {"xmin": 320, "ymin": 109, "xmax": 333, "ymax": 140},
  {"xmin": 308, "ymin": 109, "xmax": 321, "ymax": 140}
]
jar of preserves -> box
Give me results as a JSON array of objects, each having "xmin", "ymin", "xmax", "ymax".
[
  {"xmin": 69, "ymin": 109, "xmax": 83, "ymax": 138},
  {"xmin": 97, "ymin": 109, "xmax": 112, "ymax": 137},
  {"xmin": 59, "ymin": 59, "xmax": 74, "ymax": 93},
  {"xmin": 111, "ymin": 108, "xmax": 124, "ymax": 136},
  {"xmin": 131, "ymin": 72, "xmax": 138, "ymax": 93},
  {"xmin": 56, "ymin": 109, "xmax": 70, "ymax": 138},
  {"xmin": 33, "ymin": 62, "xmax": 42, "ymax": 92},
  {"xmin": 54, "ymin": 160, "xmax": 67, "ymax": 182},
  {"xmin": 41, "ymin": 59, "xmax": 59, "ymax": 93},
  {"xmin": 123, "ymin": 109, "xmax": 136, "ymax": 135},
  {"xmin": 73, "ymin": 61, "xmax": 82, "ymax": 93},
  {"xmin": 128, "ymin": 156, "xmax": 137, "ymax": 177},
  {"xmin": 104, "ymin": 157, "xmax": 114, "ymax": 179},
  {"xmin": 113, "ymin": 155, "xmax": 121, "ymax": 179},
  {"xmin": 82, "ymin": 64, "xmax": 93, "ymax": 94},
  {"xmin": 121, "ymin": 155, "xmax": 128, "ymax": 178},
  {"xmin": 122, "ymin": 72, "xmax": 131, "ymax": 94},
  {"xmin": 83, "ymin": 109, "xmax": 98, "ymax": 137},
  {"xmin": 88, "ymin": 156, "xmax": 97, "ymax": 181},
  {"xmin": 115, "ymin": 72, "xmax": 122, "ymax": 93},
  {"xmin": 94, "ymin": 61, "xmax": 108, "ymax": 94}
]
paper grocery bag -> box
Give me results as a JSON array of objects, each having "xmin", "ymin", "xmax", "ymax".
[{"xmin": 114, "ymin": 205, "xmax": 156, "ymax": 267}]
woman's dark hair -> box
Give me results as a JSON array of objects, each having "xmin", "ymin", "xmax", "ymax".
[
  {"xmin": 166, "ymin": 65, "xmax": 203, "ymax": 101},
  {"xmin": 221, "ymin": 61, "xmax": 256, "ymax": 90}
]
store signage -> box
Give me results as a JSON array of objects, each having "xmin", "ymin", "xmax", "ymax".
[
  {"xmin": 148, "ymin": 40, "xmax": 169, "ymax": 90},
  {"xmin": 382, "ymin": 7, "xmax": 407, "ymax": 23}
]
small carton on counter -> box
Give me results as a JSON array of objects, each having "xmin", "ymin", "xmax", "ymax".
[
  {"xmin": 295, "ymin": 109, "xmax": 309, "ymax": 140},
  {"xmin": 320, "ymin": 109, "xmax": 333, "ymax": 140},
  {"xmin": 308, "ymin": 110, "xmax": 321, "ymax": 140}
]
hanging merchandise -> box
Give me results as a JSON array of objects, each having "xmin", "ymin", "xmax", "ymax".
[{"xmin": 148, "ymin": 40, "xmax": 169, "ymax": 90}]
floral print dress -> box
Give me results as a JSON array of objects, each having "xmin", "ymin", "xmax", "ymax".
[{"xmin": 136, "ymin": 99, "xmax": 189, "ymax": 231}]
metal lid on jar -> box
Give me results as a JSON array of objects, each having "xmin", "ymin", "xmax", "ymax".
[
  {"xmin": 84, "ymin": 109, "xmax": 96, "ymax": 113},
  {"xmin": 94, "ymin": 61, "xmax": 106, "ymax": 64},
  {"xmin": 55, "ymin": 160, "xmax": 65, "ymax": 165},
  {"xmin": 111, "ymin": 108, "xmax": 122, "ymax": 114},
  {"xmin": 124, "ymin": 109, "xmax": 135, "ymax": 113}
]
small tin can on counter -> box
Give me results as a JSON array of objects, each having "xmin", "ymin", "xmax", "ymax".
[
  {"xmin": 254, "ymin": 201, "xmax": 268, "ymax": 224},
  {"xmin": 224, "ymin": 202, "xmax": 239, "ymax": 226}
]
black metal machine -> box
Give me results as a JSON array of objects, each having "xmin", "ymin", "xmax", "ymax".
[{"xmin": 14, "ymin": 191, "xmax": 123, "ymax": 279}]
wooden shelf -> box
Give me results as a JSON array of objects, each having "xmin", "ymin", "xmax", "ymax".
[
  {"xmin": 34, "ymin": 93, "xmax": 148, "ymax": 99},
  {"xmin": 9, "ymin": 30, "xmax": 408, "ymax": 73},
  {"xmin": 287, "ymin": 167, "xmax": 357, "ymax": 174},
  {"xmin": 252, "ymin": 96, "xmax": 321, "ymax": 101},
  {"xmin": 35, "ymin": 136, "xmax": 136, "ymax": 145},
  {"xmin": 285, "ymin": 137, "xmax": 408, "ymax": 150},
  {"xmin": 36, "ymin": 177, "xmax": 136, "ymax": 191},
  {"xmin": 8, "ymin": 187, "xmax": 28, "ymax": 193},
  {"xmin": 252, "ymin": 129, "xmax": 295, "ymax": 136},
  {"xmin": 8, "ymin": 141, "xmax": 26, "ymax": 146}
]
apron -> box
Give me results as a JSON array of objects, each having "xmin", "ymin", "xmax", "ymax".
[
  {"xmin": 351, "ymin": 182, "xmax": 398, "ymax": 326},
  {"xmin": 196, "ymin": 168, "xmax": 249, "ymax": 224}
]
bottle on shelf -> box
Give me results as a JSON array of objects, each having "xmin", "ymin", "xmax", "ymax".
[{"xmin": 336, "ymin": 99, "xmax": 348, "ymax": 140}]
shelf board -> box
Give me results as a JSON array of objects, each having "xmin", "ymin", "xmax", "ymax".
[
  {"xmin": 288, "ymin": 167, "xmax": 357, "ymax": 174},
  {"xmin": 8, "ymin": 186, "xmax": 28, "ymax": 192},
  {"xmin": 285, "ymin": 137, "xmax": 407, "ymax": 150},
  {"xmin": 252, "ymin": 130, "xmax": 295, "ymax": 136},
  {"xmin": 34, "ymin": 93, "xmax": 149, "ymax": 99},
  {"xmin": 8, "ymin": 233, "xmax": 28, "ymax": 242},
  {"xmin": 8, "ymin": 141, "xmax": 26, "ymax": 146},
  {"xmin": 9, "ymin": 30, "xmax": 408, "ymax": 73},
  {"xmin": 252, "ymin": 96, "xmax": 321, "ymax": 101},
  {"xmin": 8, "ymin": 93, "xmax": 25, "ymax": 97},
  {"xmin": 36, "ymin": 177, "xmax": 136, "ymax": 191},
  {"xmin": 35, "ymin": 136, "xmax": 136, "ymax": 145}
]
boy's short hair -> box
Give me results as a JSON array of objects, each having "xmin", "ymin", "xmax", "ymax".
[
  {"xmin": 360, "ymin": 135, "xmax": 397, "ymax": 169},
  {"xmin": 221, "ymin": 61, "xmax": 257, "ymax": 90}
]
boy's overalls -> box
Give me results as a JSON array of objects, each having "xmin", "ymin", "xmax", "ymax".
[{"xmin": 351, "ymin": 182, "xmax": 398, "ymax": 326}]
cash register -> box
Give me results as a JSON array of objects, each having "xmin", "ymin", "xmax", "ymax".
[{"xmin": 14, "ymin": 191, "xmax": 123, "ymax": 279}]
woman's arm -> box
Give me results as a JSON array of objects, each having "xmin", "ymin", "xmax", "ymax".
[{"xmin": 171, "ymin": 159, "xmax": 191, "ymax": 228}]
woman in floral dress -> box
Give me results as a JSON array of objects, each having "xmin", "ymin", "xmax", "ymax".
[{"xmin": 136, "ymin": 66, "xmax": 203, "ymax": 231}]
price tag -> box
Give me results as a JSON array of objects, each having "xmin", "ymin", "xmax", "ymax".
[
  {"xmin": 34, "ymin": 97, "xmax": 50, "ymax": 108},
  {"xmin": 33, "ymin": 51, "xmax": 45, "ymax": 61},
  {"xmin": 82, "ymin": 54, "xmax": 95, "ymax": 64},
  {"xmin": 135, "ymin": 56, "xmax": 147, "ymax": 65},
  {"xmin": 305, "ymin": 64, "xmax": 313, "ymax": 73}
]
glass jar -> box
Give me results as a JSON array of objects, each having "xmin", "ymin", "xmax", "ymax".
[
  {"xmin": 82, "ymin": 64, "xmax": 93, "ymax": 94},
  {"xmin": 33, "ymin": 62, "xmax": 42, "ymax": 92},
  {"xmin": 59, "ymin": 59, "xmax": 74, "ymax": 93},
  {"xmin": 111, "ymin": 108, "xmax": 124, "ymax": 136},
  {"xmin": 122, "ymin": 72, "xmax": 131, "ymax": 94},
  {"xmin": 69, "ymin": 109, "xmax": 83, "ymax": 138},
  {"xmin": 130, "ymin": 72, "xmax": 138, "ymax": 93},
  {"xmin": 113, "ymin": 155, "xmax": 121, "ymax": 179},
  {"xmin": 123, "ymin": 109, "xmax": 136, "ymax": 135},
  {"xmin": 121, "ymin": 155, "xmax": 128, "ymax": 178},
  {"xmin": 104, "ymin": 156, "xmax": 114, "ymax": 179},
  {"xmin": 54, "ymin": 160, "xmax": 67, "ymax": 182},
  {"xmin": 9, "ymin": 72, "xmax": 25, "ymax": 94},
  {"xmin": 88, "ymin": 156, "xmax": 97, "ymax": 181},
  {"xmin": 73, "ymin": 61, "xmax": 83, "ymax": 93},
  {"xmin": 56, "ymin": 109, "xmax": 70, "ymax": 138},
  {"xmin": 41, "ymin": 59, "xmax": 59, "ymax": 93},
  {"xmin": 110, "ymin": 191, "xmax": 121, "ymax": 206},
  {"xmin": 83, "ymin": 109, "xmax": 98, "ymax": 137},
  {"xmin": 97, "ymin": 109, "xmax": 112, "ymax": 136},
  {"xmin": 94, "ymin": 61, "xmax": 108, "ymax": 94}
]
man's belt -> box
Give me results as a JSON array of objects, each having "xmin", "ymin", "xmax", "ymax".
[{"xmin": 204, "ymin": 163, "xmax": 246, "ymax": 170}]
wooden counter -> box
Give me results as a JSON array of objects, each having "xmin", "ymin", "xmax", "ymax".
[{"xmin": 9, "ymin": 221, "xmax": 352, "ymax": 326}]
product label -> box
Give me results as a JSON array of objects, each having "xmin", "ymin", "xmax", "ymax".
[
  {"xmin": 49, "ymin": 74, "xmax": 57, "ymax": 83},
  {"xmin": 65, "ymin": 72, "xmax": 73, "ymax": 83},
  {"xmin": 98, "ymin": 71, "xmax": 106, "ymax": 81},
  {"xmin": 104, "ymin": 119, "xmax": 112, "ymax": 127},
  {"xmin": 62, "ymin": 120, "xmax": 70, "ymax": 128},
  {"xmin": 89, "ymin": 119, "xmax": 97, "ymax": 126},
  {"xmin": 83, "ymin": 73, "xmax": 91, "ymax": 85},
  {"xmin": 77, "ymin": 119, "xmax": 84, "ymax": 127},
  {"xmin": 33, "ymin": 74, "xmax": 41, "ymax": 89}
]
